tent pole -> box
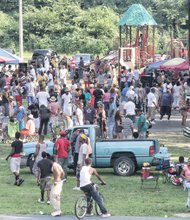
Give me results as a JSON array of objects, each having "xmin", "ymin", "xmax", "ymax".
[
  {"xmin": 153, "ymin": 26, "xmax": 155, "ymax": 62},
  {"xmin": 130, "ymin": 26, "xmax": 132, "ymax": 47}
]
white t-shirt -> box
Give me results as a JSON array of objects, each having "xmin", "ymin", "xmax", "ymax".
[
  {"xmin": 80, "ymin": 166, "xmax": 91, "ymax": 187},
  {"xmin": 126, "ymin": 89, "xmax": 137, "ymax": 101},
  {"xmin": 62, "ymin": 93, "xmax": 72, "ymax": 105},
  {"xmin": 147, "ymin": 92, "xmax": 156, "ymax": 107},
  {"xmin": 173, "ymin": 85, "xmax": 180, "ymax": 96},
  {"xmin": 48, "ymin": 73, "xmax": 54, "ymax": 87},
  {"xmin": 60, "ymin": 68, "xmax": 67, "ymax": 80},
  {"xmin": 26, "ymin": 82, "xmax": 35, "ymax": 96},
  {"xmin": 133, "ymin": 70, "xmax": 140, "ymax": 81},
  {"xmin": 76, "ymin": 108, "xmax": 84, "ymax": 125},
  {"xmin": 77, "ymin": 143, "xmax": 89, "ymax": 165},
  {"xmin": 36, "ymin": 91, "xmax": 50, "ymax": 107},
  {"xmin": 124, "ymin": 101, "xmax": 136, "ymax": 115}
]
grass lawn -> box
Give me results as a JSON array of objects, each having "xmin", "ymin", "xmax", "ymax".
[{"xmin": 0, "ymin": 132, "xmax": 190, "ymax": 217}]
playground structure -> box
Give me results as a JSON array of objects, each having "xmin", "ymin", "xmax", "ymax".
[
  {"xmin": 118, "ymin": 4, "xmax": 158, "ymax": 69},
  {"xmin": 165, "ymin": 38, "xmax": 188, "ymax": 60}
]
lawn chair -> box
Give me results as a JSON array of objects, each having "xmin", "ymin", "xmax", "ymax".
[{"xmin": 140, "ymin": 164, "xmax": 159, "ymax": 190}]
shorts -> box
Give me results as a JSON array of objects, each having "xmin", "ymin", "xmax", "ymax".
[
  {"xmin": 40, "ymin": 176, "xmax": 52, "ymax": 191},
  {"xmin": 76, "ymin": 164, "xmax": 81, "ymax": 180},
  {"xmin": 10, "ymin": 157, "xmax": 21, "ymax": 173}
]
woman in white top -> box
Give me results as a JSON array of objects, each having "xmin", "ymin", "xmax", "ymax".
[
  {"xmin": 32, "ymin": 135, "xmax": 48, "ymax": 179},
  {"xmin": 173, "ymin": 81, "xmax": 181, "ymax": 109}
]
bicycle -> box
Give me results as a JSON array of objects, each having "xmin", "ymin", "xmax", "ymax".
[{"xmin": 74, "ymin": 183, "xmax": 105, "ymax": 219}]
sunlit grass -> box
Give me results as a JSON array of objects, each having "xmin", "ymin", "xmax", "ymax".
[{"xmin": 0, "ymin": 132, "xmax": 190, "ymax": 216}]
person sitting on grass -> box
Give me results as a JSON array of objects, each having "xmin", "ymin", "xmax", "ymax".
[
  {"xmin": 37, "ymin": 151, "xmax": 52, "ymax": 204},
  {"xmin": 20, "ymin": 114, "xmax": 36, "ymax": 142},
  {"xmin": 5, "ymin": 131, "xmax": 24, "ymax": 186}
]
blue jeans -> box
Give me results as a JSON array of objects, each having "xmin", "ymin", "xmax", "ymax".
[
  {"xmin": 107, "ymin": 121, "xmax": 115, "ymax": 139},
  {"xmin": 27, "ymin": 96, "xmax": 35, "ymax": 105},
  {"xmin": 80, "ymin": 184, "xmax": 107, "ymax": 214},
  {"xmin": 58, "ymin": 157, "xmax": 68, "ymax": 179}
]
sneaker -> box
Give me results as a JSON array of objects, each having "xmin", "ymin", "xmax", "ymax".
[
  {"xmin": 101, "ymin": 213, "xmax": 111, "ymax": 218},
  {"xmin": 38, "ymin": 198, "xmax": 45, "ymax": 204},
  {"xmin": 51, "ymin": 211, "xmax": 62, "ymax": 217},
  {"xmin": 17, "ymin": 179, "xmax": 24, "ymax": 186},
  {"xmin": 86, "ymin": 213, "xmax": 94, "ymax": 217},
  {"xmin": 47, "ymin": 200, "xmax": 50, "ymax": 205},
  {"xmin": 73, "ymin": 186, "xmax": 80, "ymax": 190}
]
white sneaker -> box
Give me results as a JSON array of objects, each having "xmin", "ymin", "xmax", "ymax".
[
  {"xmin": 73, "ymin": 186, "xmax": 80, "ymax": 190},
  {"xmin": 38, "ymin": 198, "xmax": 45, "ymax": 204},
  {"xmin": 86, "ymin": 213, "xmax": 94, "ymax": 217},
  {"xmin": 47, "ymin": 200, "xmax": 50, "ymax": 205},
  {"xmin": 101, "ymin": 213, "xmax": 111, "ymax": 218},
  {"xmin": 51, "ymin": 211, "xmax": 62, "ymax": 217}
]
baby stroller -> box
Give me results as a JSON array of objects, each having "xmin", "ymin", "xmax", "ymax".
[{"xmin": 152, "ymin": 147, "xmax": 183, "ymax": 186}]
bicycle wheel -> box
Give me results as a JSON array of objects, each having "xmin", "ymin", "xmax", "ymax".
[
  {"xmin": 95, "ymin": 193, "xmax": 105, "ymax": 216},
  {"xmin": 75, "ymin": 196, "xmax": 88, "ymax": 219}
]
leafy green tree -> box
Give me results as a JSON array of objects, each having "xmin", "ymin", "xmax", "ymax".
[{"xmin": 0, "ymin": 11, "xmax": 18, "ymax": 49}]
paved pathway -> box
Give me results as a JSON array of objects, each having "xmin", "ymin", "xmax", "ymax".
[{"xmin": 1, "ymin": 214, "xmax": 190, "ymax": 220}]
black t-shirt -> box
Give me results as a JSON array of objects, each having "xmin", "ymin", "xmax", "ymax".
[
  {"xmin": 11, "ymin": 140, "xmax": 23, "ymax": 155},
  {"xmin": 93, "ymin": 89, "xmax": 103, "ymax": 101},
  {"xmin": 37, "ymin": 159, "xmax": 52, "ymax": 178},
  {"xmin": 28, "ymin": 103, "xmax": 39, "ymax": 118}
]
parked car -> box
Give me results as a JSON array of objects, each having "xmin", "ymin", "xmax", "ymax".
[
  {"xmin": 74, "ymin": 53, "xmax": 94, "ymax": 68},
  {"xmin": 21, "ymin": 125, "xmax": 161, "ymax": 176},
  {"xmin": 29, "ymin": 49, "xmax": 57, "ymax": 68}
]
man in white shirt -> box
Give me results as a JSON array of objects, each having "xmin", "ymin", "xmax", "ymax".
[
  {"xmin": 62, "ymin": 89, "xmax": 72, "ymax": 116},
  {"xmin": 123, "ymin": 98, "xmax": 136, "ymax": 123},
  {"xmin": 36, "ymin": 87, "xmax": 50, "ymax": 107},
  {"xmin": 73, "ymin": 134, "xmax": 89, "ymax": 190},
  {"xmin": 29, "ymin": 65, "xmax": 36, "ymax": 81},
  {"xmin": 147, "ymin": 88, "xmax": 157, "ymax": 123},
  {"xmin": 59, "ymin": 65, "xmax": 68, "ymax": 86},
  {"xmin": 76, "ymin": 102, "xmax": 84, "ymax": 125},
  {"xmin": 133, "ymin": 66, "xmax": 140, "ymax": 87},
  {"xmin": 126, "ymin": 86, "xmax": 138, "ymax": 102},
  {"xmin": 25, "ymin": 78, "xmax": 36, "ymax": 106},
  {"xmin": 80, "ymin": 158, "xmax": 111, "ymax": 217},
  {"xmin": 127, "ymin": 68, "xmax": 134, "ymax": 83},
  {"xmin": 47, "ymin": 71, "xmax": 54, "ymax": 91}
]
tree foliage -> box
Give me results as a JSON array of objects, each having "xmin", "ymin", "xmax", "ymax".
[{"xmin": 0, "ymin": 0, "xmax": 188, "ymax": 55}]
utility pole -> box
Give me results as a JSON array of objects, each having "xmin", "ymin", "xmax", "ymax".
[{"xmin": 19, "ymin": 0, "xmax": 24, "ymax": 59}]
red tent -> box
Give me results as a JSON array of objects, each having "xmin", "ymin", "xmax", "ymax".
[
  {"xmin": 173, "ymin": 61, "xmax": 189, "ymax": 71},
  {"xmin": 160, "ymin": 58, "xmax": 186, "ymax": 70},
  {"xmin": 0, "ymin": 56, "xmax": 15, "ymax": 63}
]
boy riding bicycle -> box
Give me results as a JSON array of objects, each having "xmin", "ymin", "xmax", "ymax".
[{"xmin": 80, "ymin": 158, "xmax": 111, "ymax": 217}]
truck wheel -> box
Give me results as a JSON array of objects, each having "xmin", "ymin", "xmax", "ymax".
[{"xmin": 113, "ymin": 156, "xmax": 135, "ymax": 176}]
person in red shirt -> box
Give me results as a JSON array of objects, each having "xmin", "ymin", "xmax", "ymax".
[{"xmin": 55, "ymin": 130, "xmax": 70, "ymax": 180}]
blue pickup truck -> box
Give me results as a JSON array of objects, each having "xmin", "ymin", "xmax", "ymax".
[{"xmin": 22, "ymin": 125, "xmax": 160, "ymax": 176}]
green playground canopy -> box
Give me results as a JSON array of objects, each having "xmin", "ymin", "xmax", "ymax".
[{"xmin": 119, "ymin": 4, "xmax": 157, "ymax": 27}]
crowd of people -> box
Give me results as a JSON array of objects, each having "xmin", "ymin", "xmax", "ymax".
[{"xmin": 2, "ymin": 55, "xmax": 190, "ymax": 216}]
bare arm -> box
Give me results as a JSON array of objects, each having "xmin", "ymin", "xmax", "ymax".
[
  {"xmin": 6, "ymin": 147, "xmax": 15, "ymax": 161},
  {"xmin": 92, "ymin": 167, "xmax": 106, "ymax": 185}
]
